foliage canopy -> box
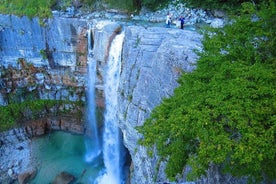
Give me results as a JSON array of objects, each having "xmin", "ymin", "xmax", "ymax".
[
  {"xmin": 137, "ymin": 1, "xmax": 276, "ymax": 182},
  {"xmin": 0, "ymin": 0, "xmax": 55, "ymax": 18}
]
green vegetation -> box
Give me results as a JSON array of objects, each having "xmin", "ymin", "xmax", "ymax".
[
  {"xmin": 103, "ymin": 0, "xmax": 137, "ymax": 12},
  {"xmin": 183, "ymin": 0, "xmax": 262, "ymax": 10},
  {"xmin": 0, "ymin": 100, "xmax": 84, "ymax": 132},
  {"xmin": 0, "ymin": 0, "xmax": 263, "ymax": 17},
  {"xmin": 103, "ymin": 0, "xmax": 265, "ymax": 11},
  {"xmin": 0, "ymin": 0, "xmax": 54, "ymax": 18},
  {"xmin": 40, "ymin": 49, "xmax": 47, "ymax": 60},
  {"xmin": 137, "ymin": 1, "xmax": 276, "ymax": 183}
]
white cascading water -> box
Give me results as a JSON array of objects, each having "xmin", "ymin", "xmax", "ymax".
[
  {"xmin": 85, "ymin": 28, "xmax": 101, "ymax": 162},
  {"xmin": 97, "ymin": 31, "xmax": 125, "ymax": 184}
]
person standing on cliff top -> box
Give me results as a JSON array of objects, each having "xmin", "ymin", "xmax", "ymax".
[
  {"xmin": 166, "ymin": 12, "xmax": 172, "ymax": 28},
  {"xmin": 179, "ymin": 16, "xmax": 185, "ymax": 29}
]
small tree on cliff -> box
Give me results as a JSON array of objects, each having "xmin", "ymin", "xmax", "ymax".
[{"xmin": 137, "ymin": 0, "xmax": 276, "ymax": 183}]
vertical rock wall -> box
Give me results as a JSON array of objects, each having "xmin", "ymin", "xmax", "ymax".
[
  {"xmin": 118, "ymin": 26, "xmax": 202, "ymax": 183},
  {"xmin": 0, "ymin": 14, "xmax": 88, "ymax": 68},
  {"xmin": 0, "ymin": 14, "xmax": 88, "ymax": 104},
  {"xmin": 0, "ymin": 15, "xmax": 90, "ymax": 183}
]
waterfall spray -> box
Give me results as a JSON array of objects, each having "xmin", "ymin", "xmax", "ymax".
[
  {"xmin": 85, "ymin": 28, "xmax": 101, "ymax": 163},
  {"xmin": 97, "ymin": 31, "xmax": 125, "ymax": 184}
]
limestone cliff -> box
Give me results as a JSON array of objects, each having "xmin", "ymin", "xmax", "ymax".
[
  {"xmin": 0, "ymin": 14, "xmax": 202, "ymax": 183},
  {"xmin": 89, "ymin": 21, "xmax": 202, "ymax": 183},
  {"xmin": 0, "ymin": 14, "xmax": 88, "ymax": 105},
  {"xmin": 0, "ymin": 14, "xmax": 89, "ymax": 183},
  {"xmin": 92, "ymin": 22, "xmax": 244, "ymax": 184},
  {"xmin": 118, "ymin": 26, "xmax": 201, "ymax": 183},
  {"xmin": 1, "ymin": 14, "xmax": 234, "ymax": 184}
]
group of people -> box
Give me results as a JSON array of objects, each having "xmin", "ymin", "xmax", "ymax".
[{"xmin": 166, "ymin": 12, "xmax": 185, "ymax": 29}]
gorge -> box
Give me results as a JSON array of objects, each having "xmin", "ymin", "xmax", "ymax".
[{"xmin": 0, "ymin": 12, "xmax": 232, "ymax": 184}]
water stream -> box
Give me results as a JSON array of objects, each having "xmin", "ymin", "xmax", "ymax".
[
  {"xmin": 97, "ymin": 31, "xmax": 125, "ymax": 184},
  {"xmin": 85, "ymin": 28, "xmax": 101, "ymax": 163}
]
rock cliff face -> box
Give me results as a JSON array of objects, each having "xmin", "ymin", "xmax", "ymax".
[
  {"xmin": 86, "ymin": 21, "xmax": 245, "ymax": 184},
  {"xmin": 0, "ymin": 14, "xmax": 205, "ymax": 183},
  {"xmin": 118, "ymin": 26, "xmax": 201, "ymax": 183},
  {"xmin": 0, "ymin": 15, "xmax": 201, "ymax": 183},
  {"xmin": 0, "ymin": 14, "xmax": 89, "ymax": 183},
  {"xmin": 88, "ymin": 21, "xmax": 202, "ymax": 183},
  {"xmin": 0, "ymin": 14, "xmax": 88, "ymax": 105},
  {"xmin": 0, "ymin": 14, "xmax": 87, "ymax": 68}
]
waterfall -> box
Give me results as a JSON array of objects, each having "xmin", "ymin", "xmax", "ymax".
[
  {"xmin": 85, "ymin": 28, "xmax": 101, "ymax": 163},
  {"xmin": 97, "ymin": 31, "xmax": 125, "ymax": 184}
]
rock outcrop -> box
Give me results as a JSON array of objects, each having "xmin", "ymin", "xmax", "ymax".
[
  {"xmin": 118, "ymin": 26, "xmax": 201, "ymax": 184},
  {"xmin": 0, "ymin": 128, "xmax": 31, "ymax": 183},
  {"xmin": 52, "ymin": 171, "xmax": 75, "ymax": 184},
  {"xmin": 18, "ymin": 168, "xmax": 36, "ymax": 184},
  {"xmin": 0, "ymin": 14, "xmax": 88, "ymax": 104}
]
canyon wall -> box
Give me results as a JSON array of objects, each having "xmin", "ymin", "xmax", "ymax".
[
  {"xmin": 0, "ymin": 14, "xmax": 88, "ymax": 105},
  {"xmin": 0, "ymin": 15, "xmax": 241, "ymax": 184},
  {"xmin": 0, "ymin": 15, "xmax": 89, "ymax": 183},
  {"xmin": 0, "ymin": 14, "xmax": 202, "ymax": 183},
  {"xmin": 89, "ymin": 21, "xmax": 245, "ymax": 184},
  {"xmin": 118, "ymin": 26, "xmax": 201, "ymax": 184}
]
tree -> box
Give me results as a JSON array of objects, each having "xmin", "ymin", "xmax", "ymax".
[{"xmin": 137, "ymin": 1, "xmax": 276, "ymax": 183}]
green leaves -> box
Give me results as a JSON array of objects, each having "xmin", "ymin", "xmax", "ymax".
[
  {"xmin": 0, "ymin": 100, "xmax": 84, "ymax": 132},
  {"xmin": 0, "ymin": 0, "xmax": 53, "ymax": 18},
  {"xmin": 137, "ymin": 1, "xmax": 276, "ymax": 182}
]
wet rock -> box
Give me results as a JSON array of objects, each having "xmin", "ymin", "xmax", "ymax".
[
  {"xmin": 18, "ymin": 168, "xmax": 36, "ymax": 184},
  {"xmin": 8, "ymin": 168, "xmax": 14, "ymax": 178},
  {"xmin": 213, "ymin": 10, "xmax": 226, "ymax": 18},
  {"xmin": 52, "ymin": 171, "xmax": 75, "ymax": 184},
  {"xmin": 210, "ymin": 18, "xmax": 224, "ymax": 28},
  {"xmin": 35, "ymin": 73, "xmax": 45, "ymax": 84}
]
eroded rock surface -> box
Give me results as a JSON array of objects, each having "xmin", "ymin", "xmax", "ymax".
[{"xmin": 118, "ymin": 26, "xmax": 202, "ymax": 184}]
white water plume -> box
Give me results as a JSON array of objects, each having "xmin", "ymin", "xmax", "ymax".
[{"xmin": 97, "ymin": 31, "xmax": 125, "ymax": 184}]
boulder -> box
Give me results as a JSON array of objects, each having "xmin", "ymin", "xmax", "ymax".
[
  {"xmin": 210, "ymin": 18, "xmax": 224, "ymax": 28},
  {"xmin": 213, "ymin": 10, "xmax": 226, "ymax": 18},
  {"xmin": 8, "ymin": 168, "xmax": 14, "ymax": 178},
  {"xmin": 18, "ymin": 168, "xmax": 36, "ymax": 184},
  {"xmin": 52, "ymin": 171, "xmax": 75, "ymax": 184}
]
